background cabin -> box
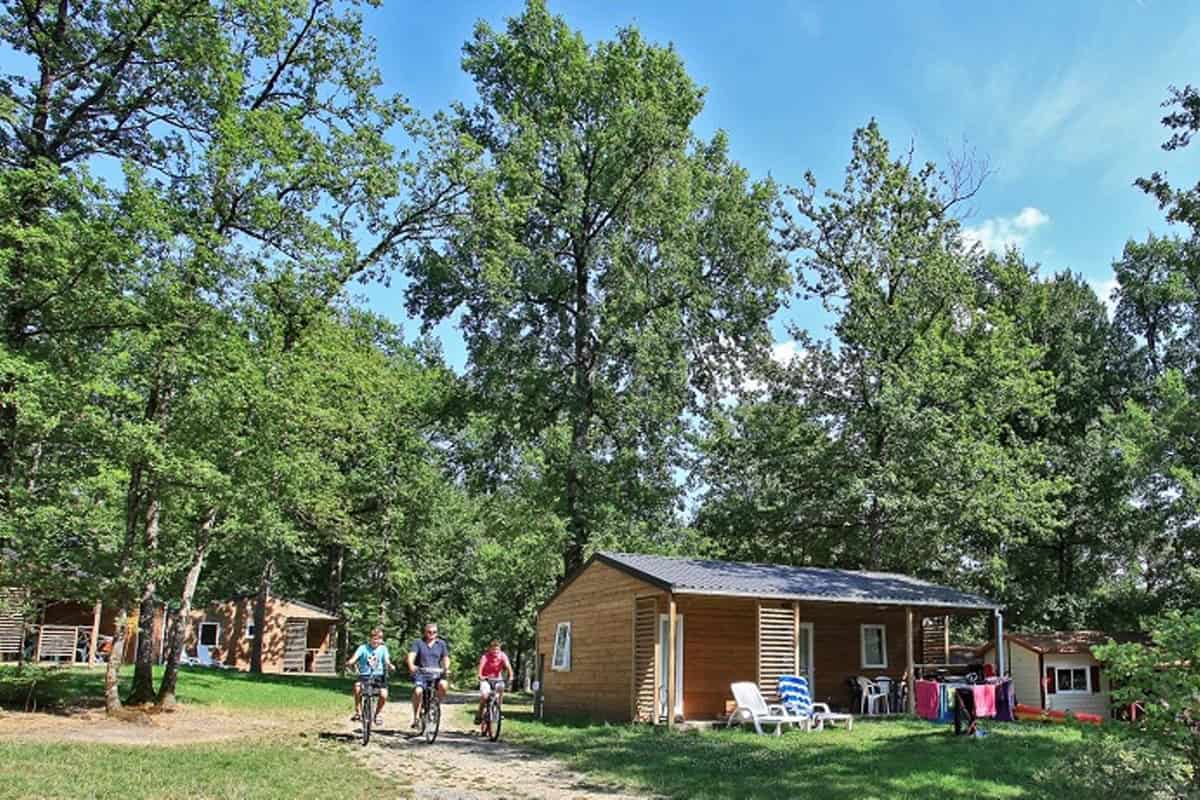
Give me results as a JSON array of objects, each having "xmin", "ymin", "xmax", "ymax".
[
  {"xmin": 1, "ymin": 587, "xmax": 164, "ymax": 665},
  {"xmin": 979, "ymin": 630, "xmax": 1146, "ymax": 719},
  {"xmin": 534, "ymin": 552, "xmax": 1003, "ymax": 724},
  {"xmin": 187, "ymin": 593, "xmax": 339, "ymax": 675}
]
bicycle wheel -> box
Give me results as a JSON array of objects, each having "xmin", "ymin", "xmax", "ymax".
[
  {"xmin": 361, "ymin": 694, "xmax": 373, "ymax": 746},
  {"xmin": 424, "ymin": 695, "xmax": 440, "ymax": 743},
  {"xmin": 488, "ymin": 700, "xmax": 502, "ymax": 742}
]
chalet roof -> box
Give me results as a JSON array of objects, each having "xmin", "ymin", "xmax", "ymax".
[
  {"xmin": 986, "ymin": 630, "xmax": 1148, "ymax": 655},
  {"xmin": 225, "ymin": 592, "xmax": 338, "ymax": 621},
  {"xmin": 592, "ymin": 552, "xmax": 1001, "ymax": 611}
]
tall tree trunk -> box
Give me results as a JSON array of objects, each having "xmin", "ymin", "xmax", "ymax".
[
  {"xmin": 103, "ymin": 602, "xmax": 130, "ymax": 714},
  {"xmin": 327, "ymin": 543, "xmax": 345, "ymax": 674},
  {"xmin": 563, "ymin": 247, "xmax": 593, "ymax": 575},
  {"xmin": 157, "ymin": 507, "xmax": 216, "ymax": 709},
  {"xmin": 126, "ymin": 490, "xmax": 161, "ymax": 704},
  {"xmin": 104, "ymin": 437, "xmax": 151, "ymax": 715},
  {"xmin": 249, "ymin": 558, "xmax": 274, "ymax": 673}
]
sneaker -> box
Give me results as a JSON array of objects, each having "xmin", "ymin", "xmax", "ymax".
[
  {"xmin": 374, "ymin": 714, "xmax": 383, "ymax": 727},
  {"xmin": 351, "ymin": 713, "xmax": 361, "ymax": 722},
  {"xmin": 410, "ymin": 719, "xmax": 420, "ymax": 730}
]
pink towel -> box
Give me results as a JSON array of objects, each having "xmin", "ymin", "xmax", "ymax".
[
  {"xmin": 973, "ymin": 683, "xmax": 996, "ymax": 718},
  {"xmin": 916, "ymin": 680, "xmax": 940, "ymax": 720}
]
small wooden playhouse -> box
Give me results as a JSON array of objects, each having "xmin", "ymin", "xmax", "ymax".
[{"xmin": 534, "ymin": 552, "xmax": 1004, "ymax": 724}]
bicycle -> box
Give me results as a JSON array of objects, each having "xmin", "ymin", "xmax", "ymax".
[
  {"xmin": 480, "ymin": 677, "xmax": 505, "ymax": 741},
  {"xmin": 414, "ymin": 667, "xmax": 443, "ymax": 744},
  {"xmin": 357, "ymin": 674, "xmax": 386, "ymax": 746}
]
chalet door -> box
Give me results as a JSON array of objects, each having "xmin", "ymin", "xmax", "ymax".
[
  {"xmin": 798, "ymin": 622, "xmax": 814, "ymax": 686},
  {"xmin": 657, "ymin": 614, "xmax": 683, "ymax": 721}
]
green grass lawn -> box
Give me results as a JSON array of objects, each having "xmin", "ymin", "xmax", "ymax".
[
  {"xmin": 0, "ymin": 666, "xmax": 410, "ymax": 799},
  {"xmin": 0, "ymin": 739, "xmax": 404, "ymax": 800},
  {"xmin": 499, "ymin": 708, "xmax": 1085, "ymax": 800}
]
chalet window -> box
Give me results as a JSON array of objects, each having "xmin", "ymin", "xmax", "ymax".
[
  {"xmin": 245, "ymin": 623, "xmax": 256, "ymax": 640},
  {"xmin": 551, "ymin": 622, "xmax": 572, "ymax": 671},
  {"xmin": 1054, "ymin": 666, "xmax": 1089, "ymax": 694},
  {"xmin": 198, "ymin": 622, "xmax": 220, "ymax": 647},
  {"xmin": 861, "ymin": 624, "xmax": 888, "ymax": 669}
]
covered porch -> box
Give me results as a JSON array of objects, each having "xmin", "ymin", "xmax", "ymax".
[
  {"xmin": 636, "ymin": 595, "xmax": 1002, "ymax": 725},
  {"xmin": 281, "ymin": 616, "xmax": 337, "ymax": 675}
]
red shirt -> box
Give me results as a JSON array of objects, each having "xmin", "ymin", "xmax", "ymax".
[{"xmin": 478, "ymin": 650, "xmax": 511, "ymax": 678}]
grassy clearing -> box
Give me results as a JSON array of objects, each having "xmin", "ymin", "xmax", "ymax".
[
  {"xmin": 0, "ymin": 739, "xmax": 405, "ymax": 799},
  {"xmin": 500, "ymin": 707, "xmax": 1084, "ymax": 800},
  {"xmin": 0, "ymin": 665, "xmax": 413, "ymax": 719},
  {"xmin": 0, "ymin": 667, "xmax": 411, "ymax": 799}
]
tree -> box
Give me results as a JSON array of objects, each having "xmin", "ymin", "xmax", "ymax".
[
  {"xmin": 0, "ymin": 0, "xmax": 462, "ymax": 712},
  {"xmin": 1095, "ymin": 610, "xmax": 1200, "ymax": 794},
  {"xmin": 405, "ymin": 0, "xmax": 789, "ymax": 575},
  {"xmin": 699, "ymin": 122, "xmax": 1057, "ymax": 599}
]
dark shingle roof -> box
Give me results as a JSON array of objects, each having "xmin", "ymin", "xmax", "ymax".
[
  {"xmin": 987, "ymin": 630, "xmax": 1148, "ymax": 655},
  {"xmin": 596, "ymin": 552, "xmax": 1001, "ymax": 610}
]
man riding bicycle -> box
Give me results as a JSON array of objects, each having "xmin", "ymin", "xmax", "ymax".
[
  {"xmin": 347, "ymin": 627, "xmax": 394, "ymax": 725},
  {"xmin": 406, "ymin": 622, "xmax": 449, "ymax": 730},
  {"xmin": 475, "ymin": 638, "xmax": 514, "ymax": 724}
]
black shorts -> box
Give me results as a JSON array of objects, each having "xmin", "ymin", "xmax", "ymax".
[{"xmin": 358, "ymin": 674, "xmax": 388, "ymax": 689}]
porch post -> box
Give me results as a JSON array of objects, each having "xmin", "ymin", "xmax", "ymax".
[
  {"xmin": 995, "ymin": 609, "xmax": 1005, "ymax": 677},
  {"xmin": 943, "ymin": 615, "xmax": 950, "ymax": 664},
  {"xmin": 792, "ymin": 601, "xmax": 800, "ymax": 673},
  {"xmin": 905, "ymin": 607, "xmax": 915, "ymax": 715},
  {"xmin": 667, "ymin": 594, "xmax": 677, "ymax": 729},
  {"xmin": 87, "ymin": 600, "xmax": 101, "ymax": 667}
]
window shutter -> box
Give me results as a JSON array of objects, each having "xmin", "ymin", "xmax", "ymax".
[
  {"xmin": 1090, "ymin": 665, "xmax": 1101, "ymax": 694},
  {"xmin": 1044, "ymin": 667, "xmax": 1056, "ymax": 694}
]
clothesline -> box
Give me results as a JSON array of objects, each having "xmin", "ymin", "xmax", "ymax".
[{"xmin": 914, "ymin": 678, "xmax": 1015, "ymax": 724}]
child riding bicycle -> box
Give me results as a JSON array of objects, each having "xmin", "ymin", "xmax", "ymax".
[
  {"xmin": 347, "ymin": 627, "xmax": 394, "ymax": 725},
  {"xmin": 475, "ymin": 638, "xmax": 515, "ymax": 724}
]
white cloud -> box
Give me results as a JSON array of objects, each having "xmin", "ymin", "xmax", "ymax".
[
  {"xmin": 961, "ymin": 207, "xmax": 1051, "ymax": 254},
  {"xmin": 771, "ymin": 340, "xmax": 804, "ymax": 367},
  {"xmin": 1089, "ymin": 277, "xmax": 1120, "ymax": 318}
]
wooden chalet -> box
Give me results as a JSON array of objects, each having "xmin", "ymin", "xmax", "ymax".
[
  {"xmin": 1, "ymin": 587, "xmax": 165, "ymax": 666},
  {"xmin": 534, "ymin": 552, "xmax": 1005, "ymax": 724},
  {"xmin": 187, "ymin": 593, "xmax": 339, "ymax": 675}
]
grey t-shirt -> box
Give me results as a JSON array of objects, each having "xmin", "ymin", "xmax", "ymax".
[{"xmin": 410, "ymin": 637, "xmax": 449, "ymax": 668}]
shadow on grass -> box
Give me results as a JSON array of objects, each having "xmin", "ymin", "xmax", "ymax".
[
  {"xmin": 505, "ymin": 716, "xmax": 1081, "ymax": 800},
  {"xmin": 1, "ymin": 664, "xmax": 415, "ymax": 714}
]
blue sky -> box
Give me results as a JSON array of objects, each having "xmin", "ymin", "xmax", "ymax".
[{"xmin": 358, "ymin": 0, "xmax": 1200, "ymax": 370}]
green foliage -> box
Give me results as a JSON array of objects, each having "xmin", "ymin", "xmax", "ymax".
[
  {"xmin": 1095, "ymin": 610, "xmax": 1200, "ymax": 793},
  {"xmin": 700, "ymin": 122, "xmax": 1057, "ymax": 601},
  {"xmin": 405, "ymin": 0, "xmax": 789, "ymax": 573}
]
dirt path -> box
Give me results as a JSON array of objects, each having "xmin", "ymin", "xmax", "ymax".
[{"xmin": 336, "ymin": 696, "xmax": 651, "ymax": 800}]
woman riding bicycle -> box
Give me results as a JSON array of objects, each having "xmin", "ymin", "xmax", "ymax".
[
  {"xmin": 475, "ymin": 639, "xmax": 514, "ymax": 725},
  {"xmin": 347, "ymin": 627, "xmax": 394, "ymax": 725}
]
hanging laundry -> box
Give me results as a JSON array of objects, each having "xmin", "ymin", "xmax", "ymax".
[
  {"xmin": 916, "ymin": 680, "xmax": 941, "ymax": 720},
  {"xmin": 973, "ymin": 683, "xmax": 997, "ymax": 718}
]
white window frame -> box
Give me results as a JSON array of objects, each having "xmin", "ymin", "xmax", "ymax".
[
  {"xmin": 860, "ymin": 624, "xmax": 888, "ymax": 669},
  {"xmin": 551, "ymin": 622, "xmax": 572, "ymax": 672},
  {"xmin": 1052, "ymin": 664, "xmax": 1090, "ymax": 694},
  {"xmin": 245, "ymin": 622, "xmax": 256, "ymax": 640},
  {"xmin": 198, "ymin": 621, "xmax": 220, "ymax": 648}
]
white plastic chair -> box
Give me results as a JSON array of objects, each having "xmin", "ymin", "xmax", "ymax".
[
  {"xmin": 728, "ymin": 682, "xmax": 806, "ymax": 735},
  {"xmin": 777, "ymin": 675, "xmax": 855, "ymax": 731},
  {"xmin": 857, "ymin": 676, "xmax": 890, "ymax": 715}
]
